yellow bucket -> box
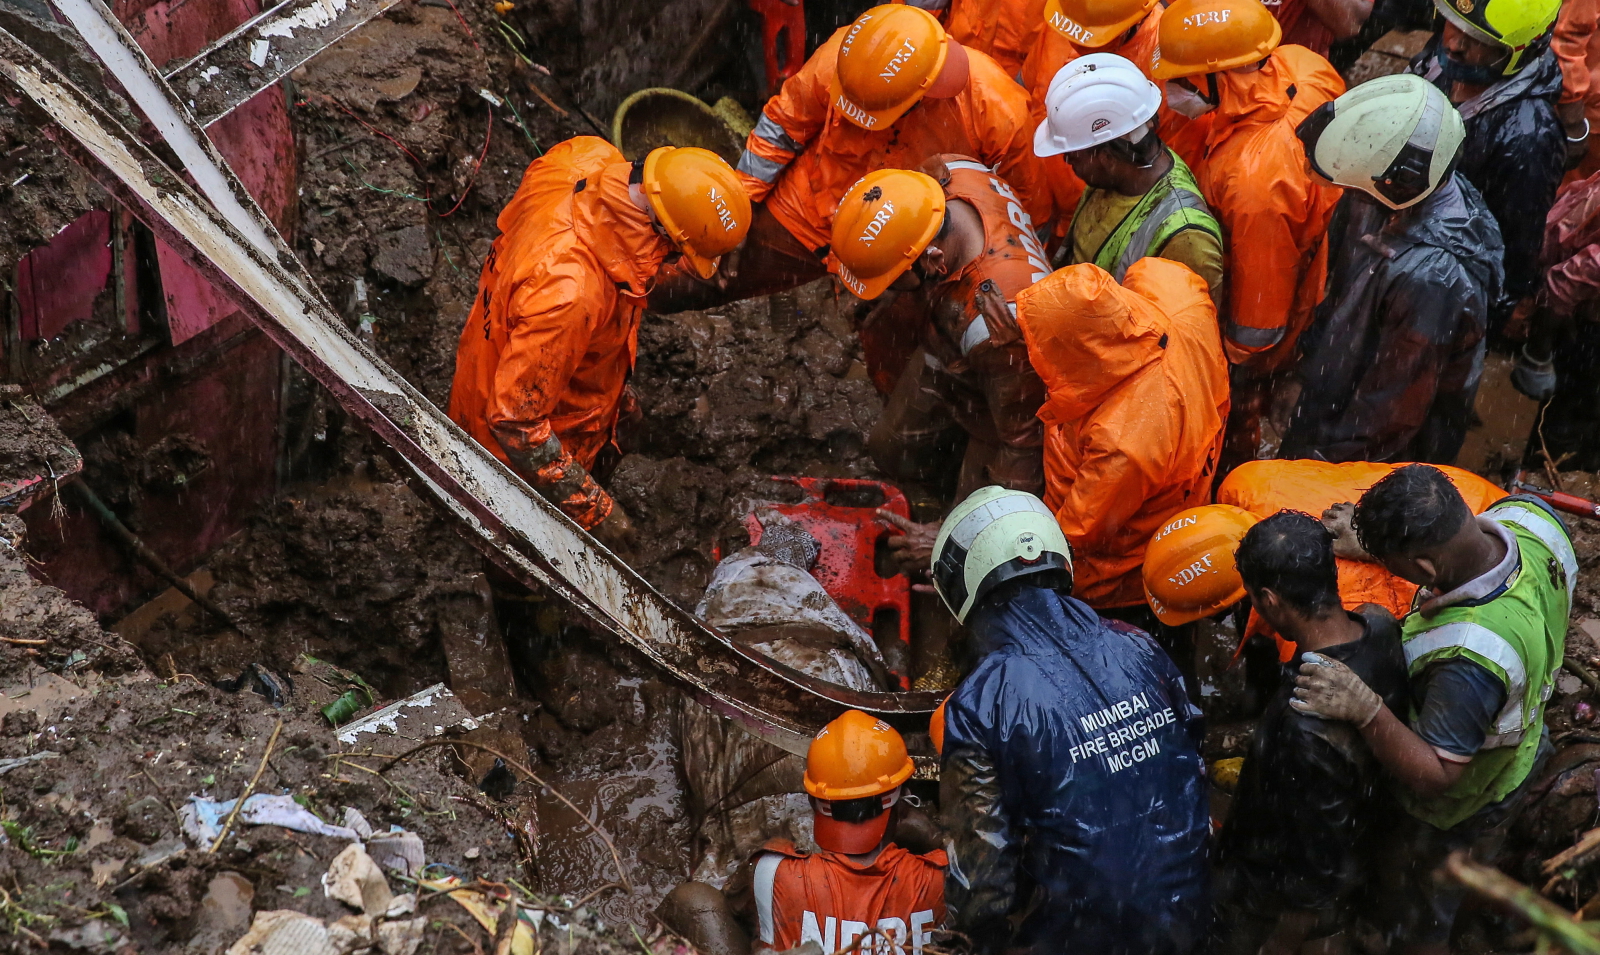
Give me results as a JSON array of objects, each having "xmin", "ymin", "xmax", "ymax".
[{"xmin": 611, "ymin": 88, "xmax": 754, "ymax": 167}]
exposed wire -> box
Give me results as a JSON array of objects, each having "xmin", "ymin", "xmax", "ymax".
[
  {"xmin": 440, "ymin": 0, "xmax": 482, "ymax": 52},
  {"xmin": 439, "ymin": 106, "xmax": 493, "ymax": 218}
]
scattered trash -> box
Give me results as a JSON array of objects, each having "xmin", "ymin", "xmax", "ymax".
[
  {"xmin": 181, "ymin": 793, "xmax": 363, "ymax": 845},
  {"xmin": 422, "ymin": 875, "xmax": 547, "ymax": 955},
  {"xmin": 323, "ymin": 843, "xmax": 393, "ymax": 914},
  {"xmin": 0, "ymin": 750, "xmax": 60, "ymax": 775},
  {"xmin": 323, "ymin": 687, "xmax": 373, "ymax": 728},
  {"xmin": 1578, "ymin": 701, "xmax": 1595, "ymax": 723},
  {"xmin": 343, "ymin": 807, "xmax": 375, "ymax": 839},
  {"xmin": 226, "ymin": 910, "xmax": 338, "ymax": 955},
  {"xmin": 367, "ymin": 829, "xmax": 426, "ymax": 877},
  {"xmin": 375, "ymin": 916, "xmax": 426, "ymax": 955},
  {"xmin": 1209, "ymin": 757, "xmax": 1244, "ymax": 794}
]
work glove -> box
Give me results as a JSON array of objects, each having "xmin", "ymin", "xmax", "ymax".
[
  {"xmin": 592, "ymin": 500, "xmax": 638, "ymax": 558},
  {"xmin": 1290, "ymin": 652, "xmax": 1382, "ymax": 727},
  {"xmin": 1511, "ymin": 344, "xmax": 1558, "ymax": 402}
]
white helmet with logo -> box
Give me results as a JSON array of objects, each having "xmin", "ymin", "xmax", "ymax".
[
  {"xmin": 1033, "ymin": 53, "xmax": 1163, "ymax": 157},
  {"xmin": 931, "ymin": 487, "xmax": 1073, "ymax": 624},
  {"xmin": 1296, "ymin": 74, "xmax": 1465, "ymax": 211}
]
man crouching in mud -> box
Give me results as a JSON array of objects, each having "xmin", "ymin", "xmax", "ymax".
[{"xmin": 657, "ymin": 509, "xmax": 943, "ymax": 955}]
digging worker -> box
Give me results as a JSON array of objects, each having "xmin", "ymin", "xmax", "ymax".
[
  {"xmin": 1408, "ymin": 0, "xmax": 1563, "ymax": 338},
  {"xmin": 1035, "ymin": 53, "xmax": 1224, "ymax": 305},
  {"xmin": 1291, "ymin": 464, "xmax": 1575, "ymax": 952},
  {"xmin": 1014, "ymin": 257, "xmax": 1227, "ymax": 671},
  {"xmin": 1150, "ymin": 0, "xmax": 1343, "ymax": 468},
  {"xmin": 934, "ymin": 487, "xmax": 1210, "ymax": 955},
  {"xmin": 650, "ymin": 3, "xmax": 1049, "ymax": 314},
  {"xmin": 1211, "ymin": 511, "xmax": 1409, "ymax": 955},
  {"xmin": 1284, "ymin": 75, "xmax": 1504, "ymax": 465},
  {"xmin": 1018, "ymin": 0, "xmax": 1170, "ymax": 226},
  {"xmin": 828, "ymin": 162, "xmax": 1050, "ymax": 507},
  {"xmin": 897, "ymin": 0, "xmax": 1048, "ymax": 75},
  {"xmin": 661, "ymin": 710, "xmax": 946, "ymax": 955},
  {"xmin": 448, "ymin": 137, "xmax": 749, "ymax": 550}
]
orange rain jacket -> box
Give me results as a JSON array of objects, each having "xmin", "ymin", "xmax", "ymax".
[
  {"xmin": 747, "ymin": 839, "xmax": 947, "ymax": 954},
  {"xmin": 1017, "ymin": 257, "xmax": 1229, "ymax": 608},
  {"xmin": 1017, "ymin": 7, "xmax": 1169, "ymax": 232},
  {"xmin": 448, "ymin": 137, "xmax": 669, "ymax": 529},
  {"xmin": 1187, "ymin": 45, "xmax": 1343, "ymax": 368},
  {"xmin": 943, "ymin": 0, "xmax": 1050, "ymax": 75},
  {"xmin": 1217, "ymin": 459, "xmax": 1508, "ymax": 660},
  {"xmin": 736, "ymin": 28, "xmax": 1051, "ymax": 255}
]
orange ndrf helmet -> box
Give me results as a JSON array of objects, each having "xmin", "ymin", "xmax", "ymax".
[
  {"xmin": 831, "ymin": 4, "xmax": 953, "ymax": 130},
  {"xmin": 641, "ymin": 146, "xmax": 752, "ymax": 279},
  {"xmin": 804, "ymin": 709, "xmax": 915, "ymax": 854},
  {"xmin": 1150, "ymin": 0, "xmax": 1280, "ymax": 79},
  {"xmin": 830, "ymin": 169, "xmax": 947, "ymax": 300},
  {"xmin": 1142, "ymin": 504, "xmax": 1259, "ymax": 626},
  {"xmin": 1045, "ymin": 0, "xmax": 1162, "ymax": 49}
]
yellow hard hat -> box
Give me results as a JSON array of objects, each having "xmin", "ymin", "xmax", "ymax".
[
  {"xmin": 641, "ymin": 146, "xmax": 752, "ymax": 279},
  {"xmin": 1142, "ymin": 504, "xmax": 1259, "ymax": 625},
  {"xmin": 830, "ymin": 169, "xmax": 946, "ymax": 300},
  {"xmin": 831, "ymin": 5, "xmax": 952, "ymax": 131},
  {"xmin": 1045, "ymin": 0, "xmax": 1162, "ymax": 48},
  {"xmin": 1150, "ymin": 0, "xmax": 1281, "ymax": 79}
]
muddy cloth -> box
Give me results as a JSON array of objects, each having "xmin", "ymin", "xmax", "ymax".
[
  {"xmin": 867, "ymin": 157, "xmax": 1051, "ymax": 498},
  {"xmin": 1189, "ymin": 45, "xmax": 1344, "ymax": 368},
  {"xmin": 679, "ymin": 524, "xmax": 892, "ymax": 884},
  {"xmin": 1282, "ymin": 176, "xmax": 1504, "ymax": 464},
  {"xmin": 1016, "ymin": 258, "xmax": 1229, "ymax": 609},
  {"xmin": 1410, "ymin": 42, "xmax": 1565, "ymax": 321},
  {"xmin": 1211, "ymin": 609, "xmax": 1409, "ymax": 952},
  {"xmin": 940, "ymin": 581, "xmax": 1210, "ymax": 955},
  {"xmin": 735, "ymin": 28, "xmax": 1050, "ymax": 256},
  {"xmin": 1540, "ymin": 168, "xmax": 1600, "ymax": 316},
  {"xmin": 448, "ymin": 137, "xmax": 668, "ymax": 528}
]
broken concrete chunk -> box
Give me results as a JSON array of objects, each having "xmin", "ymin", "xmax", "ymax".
[
  {"xmin": 322, "ymin": 843, "xmax": 393, "ymax": 914},
  {"xmin": 226, "ymin": 910, "xmax": 338, "ymax": 955},
  {"xmin": 334, "ymin": 683, "xmax": 477, "ymax": 752},
  {"xmin": 371, "ymin": 225, "xmax": 431, "ymax": 285}
]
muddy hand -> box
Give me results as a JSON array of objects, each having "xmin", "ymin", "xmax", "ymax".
[
  {"xmin": 877, "ymin": 509, "xmax": 941, "ymax": 577},
  {"xmin": 593, "ymin": 500, "xmax": 639, "ymax": 559},
  {"xmin": 1320, "ymin": 502, "xmax": 1371, "ymax": 561},
  {"xmin": 1290, "ymin": 652, "xmax": 1381, "ymax": 726},
  {"xmin": 712, "ymin": 240, "xmax": 744, "ymax": 291},
  {"xmin": 973, "ymin": 279, "xmax": 1019, "ymax": 343}
]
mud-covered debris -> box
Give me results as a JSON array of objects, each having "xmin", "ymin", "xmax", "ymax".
[
  {"xmin": 322, "ymin": 843, "xmax": 392, "ymax": 914},
  {"xmin": 371, "ymin": 226, "xmax": 431, "ymax": 285},
  {"xmin": 181, "ymin": 793, "xmax": 364, "ymax": 845}
]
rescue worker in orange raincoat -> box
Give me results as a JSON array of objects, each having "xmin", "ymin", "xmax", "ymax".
[
  {"xmin": 733, "ymin": 710, "xmax": 946, "ymax": 954},
  {"xmin": 899, "ymin": 0, "xmax": 1049, "ymax": 76},
  {"xmin": 828, "ymin": 162, "xmax": 1052, "ymax": 509},
  {"xmin": 650, "ymin": 4, "xmax": 1049, "ymax": 314},
  {"xmin": 1150, "ymin": 0, "xmax": 1344, "ymax": 468},
  {"xmin": 448, "ymin": 138, "xmax": 750, "ymax": 549},
  {"xmin": 1014, "ymin": 257, "xmax": 1229, "ymax": 669}
]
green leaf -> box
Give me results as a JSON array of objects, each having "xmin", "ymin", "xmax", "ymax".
[
  {"xmin": 104, "ymin": 903, "xmax": 128, "ymax": 928},
  {"xmin": 202, "ymin": 774, "xmax": 216, "ymax": 786},
  {"xmin": 292, "ymin": 886, "xmax": 311, "ymax": 899}
]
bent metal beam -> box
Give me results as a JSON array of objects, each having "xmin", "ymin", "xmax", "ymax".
[{"xmin": 0, "ymin": 17, "xmax": 941, "ymax": 759}]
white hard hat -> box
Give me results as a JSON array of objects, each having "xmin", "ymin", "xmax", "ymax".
[
  {"xmin": 1033, "ymin": 53, "xmax": 1163, "ymax": 157},
  {"xmin": 1296, "ymin": 74, "xmax": 1465, "ymax": 210},
  {"xmin": 931, "ymin": 486, "xmax": 1073, "ymax": 624}
]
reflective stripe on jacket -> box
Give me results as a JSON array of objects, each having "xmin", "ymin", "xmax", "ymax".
[
  {"xmin": 1188, "ymin": 45, "xmax": 1343, "ymax": 367},
  {"xmin": 737, "ymin": 28, "xmax": 1050, "ymax": 253},
  {"xmin": 1067, "ymin": 149, "xmax": 1220, "ymax": 282},
  {"xmin": 751, "ymin": 839, "xmax": 947, "ymax": 954},
  {"xmin": 1398, "ymin": 498, "xmax": 1573, "ymax": 828}
]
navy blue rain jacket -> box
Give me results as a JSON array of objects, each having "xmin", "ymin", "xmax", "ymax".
[{"xmin": 939, "ymin": 581, "xmax": 1211, "ymax": 955}]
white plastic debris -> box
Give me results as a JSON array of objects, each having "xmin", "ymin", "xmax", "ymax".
[
  {"xmin": 181, "ymin": 794, "xmax": 362, "ymax": 846},
  {"xmin": 342, "ymin": 807, "xmax": 375, "ymax": 840}
]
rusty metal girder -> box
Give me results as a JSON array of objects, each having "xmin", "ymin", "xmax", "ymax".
[
  {"xmin": 167, "ymin": 0, "xmax": 406, "ymax": 128},
  {"xmin": 0, "ymin": 10, "xmax": 941, "ymax": 760}
]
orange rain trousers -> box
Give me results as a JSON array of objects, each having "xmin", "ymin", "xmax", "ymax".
[
  {"xmin": 737, "ymin": 28, "xmax": 1050, "ymax": 255},
  {"xmin": 941, "ymin": 0, "xmax": 1050, "ymax": 75},
  {"xmin": 447, "ymin": 137, "xmax": 669, "ymax": 529},
  {"xmin": 1216, "ymin": 459, "xmax": 1508, "ymax": 660},
  {"xmin": 1017, "ymin": 258, "xmax": 1230, "ymax": 608}
]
